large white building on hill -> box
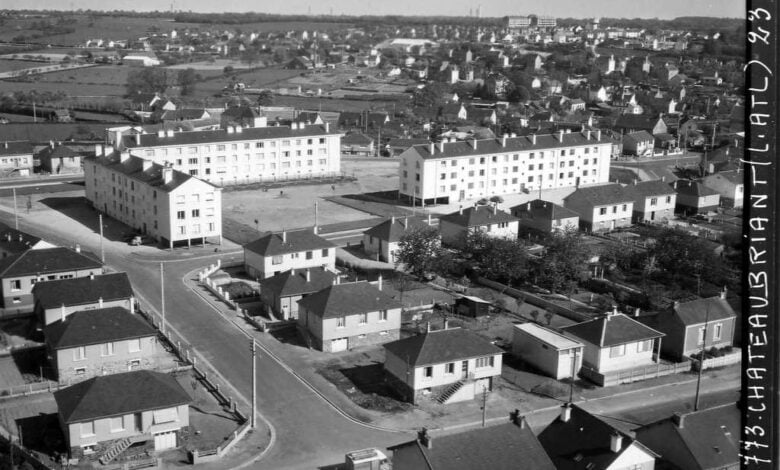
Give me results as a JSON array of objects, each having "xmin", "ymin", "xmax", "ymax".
[
  {"xmin": 84, "ymin": 152, "xmax": 222, "ymax": 249},
  {"xmin": 398, "ymin": 130, "xmax": 612, "ymax": 205},
  {"xmin": 115, "ymin": 123, "xmax": 342, "ymax": 187}
]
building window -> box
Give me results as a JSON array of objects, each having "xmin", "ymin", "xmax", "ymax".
[
  {"xmin": 128, "ymin": 338, "xmax": 142, "ymax": 353},
  {"xmin": 177, "ymin": 211, "xmax": 185, "ymax": 220},
  {"xmin": 609, "ymin": 344, "xmax": 626, "ymax": 357},
  {"xmin": 271, "ymin": 255, "xmax": 283, "ymax": 265},
  {"xmin": 10, "ymin": 280, "xmax": 20, "ymax": 291},
  {"xmin": 359, "ymin": 313, "xmax": 368, "ymax": 325},
  {"xmin": 424, "ymin": 366, "xmax": 433, "ymax": 378},
  {"xmin": 379, "ymin": 310, "xmax": 387, "ymax": 322},
  {"xmin": 109, "ymin": 417, "xmax": 124, "ymax": 433},
  {"xmin": 476, "ymin": 356, "xmax": 494, "ymax": 368},
  {"xmin": 337, "ymin": 316, "xmax": 346, "ymax": 328},
  {"xmin": 713, "ymin": 323, "xmax": 722, "ymax": 341},
  {"xmin": 637, "ymin": 340, "xmax": 652, "ymax": 353},
  {"xmin": 622, "ymin": 204, "xmax": 627, "ymax": 212},
  {"xmin": 191, "ymin": 209, "xmax": 200, "ymax": 218},
  {"xmin": 74, "ymin": 347, "xmax": 86, "ymax": 361},
  {"xmin": 650, "ymin": 197, "xmax": 658, "ymax": 206},
  {"xmin": 445, "ymin": 362, "xmax": 455, "ymax": 374},
  {"xmin": 306, "ymin": 251, "xmax": 313, "ymax": 260},
  {"xmin": 101, "ymin": 342, "xmax": 115, "ymax": 357},
  {"xmin": 322, "ymin": 248, "xmax": 329, "ymax": 257},
  {"xmin": 178, "ymin": 226, "xmax": 186, "ymax": 235},
  {"xmin": 80, "ymin": 422, "xmax": 95, "ymax": 438},
  {"xmin": 612, "ymin": 206, "xmax": 618, "ymax": 214},
  {"xmin": 666, "ymin": 195, "xmax": 672, "ymax": 203}
]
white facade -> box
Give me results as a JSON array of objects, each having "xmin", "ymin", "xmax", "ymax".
[
  {"xmin": 120, "ymin": 124, "xmax": 342, "ymax": 187},
  {"xmin": 84, "ymin": 153, "xmax": 222, "ymax": 248},
  {"xmin": 399, "ymin": 131, "xmax": 611, "ymax": 204}
]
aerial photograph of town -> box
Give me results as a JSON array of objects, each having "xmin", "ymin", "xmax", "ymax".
[{"xmin": 0, "ymin": 0, "xmax": 748, "ymax": 469}]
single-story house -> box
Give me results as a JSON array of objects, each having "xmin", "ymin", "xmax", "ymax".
[
  {"xmin": 671, "ymin": 179, "xmax": 720, "ymax": 215},
  {"xmin": 512, "ymin": 323, "xmax": 584, "ymax": 380},
  {"xmin": 510, "ymin": 199, "xmax": 580, "ymax": 234},
  {"xmin": 563, "ymin": 184, "xmax": 634, "ymax": 232},
  {"xmin": 257, "ymin": 267, "xmax": 337, "ymax": 320},
  {"xmin": 34, "ymin": 272, "xmax": 135, "ymax": 326},
  {"xmin": 362, "ymin": 216, "xmax": 434, "ymax": 263},
  {"xmin": 439, "ymin": 205, "xmax": 519, "ymax": 248}
]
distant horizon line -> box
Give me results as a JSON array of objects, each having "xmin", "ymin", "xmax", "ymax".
[{"xmin": 1, "ymin": 9, "xmax": 743, "ymax": 21}]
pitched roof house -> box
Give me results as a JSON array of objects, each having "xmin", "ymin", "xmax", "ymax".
[
  {"xmin": 383, "ymin": 327, "xmax": 503, "ymax": 404},
  {"xmin": 340, "ymin": 133, "xmax": 375, "ymax": 156},
  {"xmin": 0, "ymin": 225, "xmax": 54, "ymax": 259},
  {"xmin": 510, "ymin": 199, "xmax": 579, "ymax": 234},
  {"xmin": 439, "ymin": 205, "xmax": 519, "ymax": 247},
  {"xmin": 54, "ymin": 370, "xmax": 191, "ymax": 461},
  {"xmin": 363, "ymin": 216, "xmax": 434, "ymax": 263},
  {"xmin": 297, "ymin": 280, "xmax": 402, "ymax": 352},
  {"xmin": 622, "ymin": 179, "xmax": 677, "ymax": 223},
  {"xmin": 257, "ymin": 267, "xmax": 337, "ymax": 320},
  {"xmin": 701, "ymin": 170, "xmax": 743, "ymax": 209},
  {"xmin": 538, "ymin": 404, "xmax": 658, "ymax": 470},
  {"xmin": 0, "ymin": 247, "xmax": 103, "ymax": 316},
  {"xmin": 37, "ymin": 144, "xmax": 85, "ymax": 175},
  {"xmin": 635, "ymin": 403, "xmax": 739, "ymax": 470},
  {"xmin": 389, "ymin": 417, "xmax": 555, "ymax": 470},
  {"xmin": 243, "ymin": 228, "xmax": 336, "ymax": 279},
  {"xmin": 622, "ymin": 130, "xmax": 655, "ymax": 156},
  {"xmin": 670, "ymin": 179, "xmax": 720, "ymax": 215},
  {"xmin": 34, "ymin": 272, "xmax": 135, "ymax": 326},
  {"xmin": 562, "ymin": 312, "xmax": 664, "ymax": 386},
  {"xmin": 45, "ymin": 307, "xmax": 162, "ymax": 382},
  {"xmin": 563, "ymin": 184, "xmax": 634, "ymax": 232}
]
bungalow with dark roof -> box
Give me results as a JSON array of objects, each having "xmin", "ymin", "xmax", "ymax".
[
  {"xmin": 510, "ymin": 199, "xmax": 579, "ymax": 234},
  {"xmin": 54, "ymin": 370, "xmax": 191, "ymax": 461},
  {"xmin": 637, "ymin": 291, "xmax": 736, "ymax": 361},
  {"xmin": 538, "ymin": 403, "xmax": 658, "ymax": 470},
  {"xmin": 220, "ymin": 106, "xmax": 267, "ymax": 128},
  {"xmin": 0, "ymin": 247, "xmax": 103, "ymax": 316},
  {"xmin": 34, "ymin": 272, "xmax": 135, "ymax": 326},
  {"xmin": 439, "ymin": 205, "xmax": 519, "ymax": 248},
  {"xmin": 389, "ymin": 415, "xmax": 555, "ymax": 470},
  {"xmin": 37, "ymin": 144, "xmax": 86, "ymax": 174},
  {"xmin": 622, "ymin": 130, "xmax": 654, "ymax": 156},
  {"xmin": 363, "ymin": 216, "xmax": 434, "ymax": 263},
  {"xmin": 244, "ymin": 227, "xmax": 336, "ymax": 279},
  {"xmin": 670, "ymin": 179, "xmax": 720, "ymax": 215},
  {"xmin": 257, "ymin": 267, "xmax": 337, "ymax": 320},
  {"xmin": 45, "ymin": 307, "xmax": 162, "ymax": 382},
  {"xmin": 622, "ymin": 179, "xmax": 677, "ymax": 223},
  {"xmin": 297, "ymin": 280, "xmax": 402, "ymax": 352},
  {"xmin": 561, "ymin": 311, "xmax": 664, "ymax": 386},
  {"xmin": 340, "ymin": 133, "xmax": 375, "ymax": 156},
  {"xmin": 383, "ymin": 327, "xmax": 503, "ymax": 404},
  {"xmin": 701, "ymin": 170, "xmax": 743, "ymax": 208},
  {"xmin": 386, "ymin": 138, "xmax": 430, "ymax": 157},
  {"xmin": 563, "ymin": 184, "xmax": 634, "ymax": 232},
  {"xmin": 0, "ymin": 140, "xmax": 34, "ymax": 177},
  {"xmin": 635, "ymin": 403, "xmax": 739, "ymax": 470}
]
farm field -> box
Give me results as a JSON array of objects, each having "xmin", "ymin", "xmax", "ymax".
[
  {"xmin": 194, "ymin": 68, "xmax": 302, "ymax": 97},
  {"xmin": 272, "ymin": 94, "xmax": 409, "ymax": 113},
  {"xmin": 0, "ymin": 59, "xmax": 44, "ymax": 73},
  {"xmin": 0, "ymin": 79, "xmax": 126, "ymax": 97}
]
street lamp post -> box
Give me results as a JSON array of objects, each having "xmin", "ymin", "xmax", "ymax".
[
  {"xmin": 99, "ymin": 213, "xmax": 105, "ymax": 263},
  {"xmin": 250, "ymin": 339, "xmax": 257, "ymax": 429}
]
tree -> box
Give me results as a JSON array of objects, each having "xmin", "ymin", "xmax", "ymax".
[
  {"xmin": 395, "ymin": 226, "xmax": 443, "ymax": 280},
  {"xmin": 462, "ymin": 231, "xmax": 529, "ymax": 285},
  {"xmin": 125, "ymin": 68, "xmax": 168, "ymax": 96},
  {"xmin": 532, "ymin": 227, "xmax": 589, "ymax": 293},
  {"xmin": 256, "ymin": 90, "xmax": 274, "ymax": 106},
  {"xmin": 177, "ymin": 68, "xmax": 199, "ymax": 96},
  {"xmin": 412, "ymin": 82, "xmax": 448, "ymax": 108}
]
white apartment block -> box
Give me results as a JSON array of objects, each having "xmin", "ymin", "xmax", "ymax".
[
  {"xmin": 117, "ymin": 123, "xmax": 342, "ymax": 186},
  {"xmin": 84, "ymin": 152, "xmax": 222, "ymax": 249},
  {"xmin": 398, "ymin": 130, "xmax": 611, "ymax": 205}
]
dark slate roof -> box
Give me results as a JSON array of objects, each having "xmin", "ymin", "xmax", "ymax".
[
  {"xmin": 562, "ymin": 313, "xmax": 663, "ymax": 347},
  {"xmin": 37, "ymin": 145, "xmax": 81, "ymax": 160},
  {"xmin": 45, "ymin": 307, "xmax": 155, "ymax": 350},
  {"xmin": 614, "ymin": 114, "xmax": 657, "ymax": 131},
  {"xmin": 539, "ymin": 404, "xmax": 658, "ymax": 470},
  {"xmin": 622, "ymin": 180, "xmax": 678, "ymax": 199},
  {"xmin": 384, "ymin": 328, "xmax": 503, "ymax": 366},
  {"xmin": 388, "ymin": 421, "xmax": 556, "ymax": 470},
  {"xmin": 363, "ymin": 216, "xmax": 432, "ymax": 242},
  {"xmin": 402, "ymin": 131, "xmax": 609, "ymax": 161},
  {"xmin": 387, "ymin": 138, "xmax": 430, "ymax": 149},
  {"xmin": 439, "ymin": 205, "xmax": 518, "ymax": 228},
  {"xmin": 54, "ymin": 370, "xmax": 190, "ymax": 424},
  {"xmin": 258, "ymin": 267, "xmax": 337, "ymax": 298},
  {"xmin": 624, "ymin": 130, "xmax": 654, "ymax": 143},
  {"xmin": 341, "ymin": 133, "xmax": 374, "ymax": 145},
  {"xmin": 511, "ymin": 199, "xmax": 579, "ymax": 221},
  {"xmin": 563, "ymin": 184, "xmax": 634, "ymax": 207},
  {"xmin": 84, "ymin": 153, "xmax": 207, "ymax": 193},
  {"xmin": 222, "ymin": 106, "xmax": 260, "ymax": 120},
  {"xmin": 0, "ymin": 225, "xmax": 42, "ymax": 256},
  {"xmin": 122, "ymin": 124, "xmax": 333, "ymax": 149},
  {"xmin": 297, "ymin": 281, "xmax": 402, "ymax": 318},
  {"xmin": 0, "ymin": 141, "xmax": 33, "ymax": 156},
  {"xmin": 673, "ymin": 296, "xmax": 736, "ymax": 325},
  {"xmin": 671, "ymin": 179, "xmax": 720, "ymax": 197},
  {"xmin": 0, "ymin": 247, "xmax": 101, "ymax": 278},
  {"xmin": 33, "ymin": 272, "xmax": 133, "ymax": 309},
  {"xmin": 244, "ymin": 228, "xmax": 335, "ymax": 257},
  {"xmin": 636, "ymin": 403, "xmax": 738, "ymax": 469}
]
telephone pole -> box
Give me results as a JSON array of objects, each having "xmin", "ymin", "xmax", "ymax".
[
  {"xmin": 251, "ymin": 339, "xmax": 257, "ymax": 428},
  {"xmin": 481, "ymin": 386, "xmax": 488, "ymax": 427},
  {"xmin": 99, "ymin": 213, "xmax": 105, "ymax": 263},
  {"xmin": 12, "ymin": 188, "xmax": 18, "ymax": 230},
  {"xmin": 693, "ymin": 304, "xmax": 711, "ymax": 411},
  {"xmin": 160, "ymin": 262, "xmax": 166, "ymax": 335}
]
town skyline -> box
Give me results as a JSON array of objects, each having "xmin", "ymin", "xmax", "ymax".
[{"xmin": 4, "ymin": 0, "xmax": 745, "ymax": 19}]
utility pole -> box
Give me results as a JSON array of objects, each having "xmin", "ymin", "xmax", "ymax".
[
  {"xmin": 568, "ymin": 348, "xmax": 577, "ymax": 404},
  {"xmin": 160, "ymin": 262, "xmax": 165, "ymax": 335},
  {"xmin": 99, "ymin": 213, "xmax": 105, "ymax": 263},
  {"xmin": 12, "ymin": 188, "xmax": 18, "ymax": 230},
  {"xmin": 314, "ymin": 201, "xmax": 318, "ymax": 228},
  {"xmin": 693, "ymin": 303, "xmax": 711, "ymax": 411},
  {"xmin": 250, "ymin": 339, "xmax": 257, "ymax": 428},
  {"xmin": 480, "ymin": 386, "xmax": 488, "ymax": 427}
]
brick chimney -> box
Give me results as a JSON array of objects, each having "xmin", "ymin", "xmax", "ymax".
[
  {"xmin": 429, "ymin": 142, "xmax": 435, "ymax": 155},
  {"xmin": 162, "ymin": 166, "xmax": 173, "ymax": 184},
  {"xmin": 560, "ymin": 403, "xmax": 572, "ymax": 422},
  {"xmin": 142, "ymin": 159, "xmax": 153, "ymax": 171},
  {"xmin": 282, "ymin": 230, "xmax": 287, "ymax": 243},
  {"xmin": 672, "ymin": 412, "xmax": 685, "ymax": 428},
  {"xmin": 377, "ymin": 274, "xmax": 382, "ymax": 291},
  {"xmin": 720, "ymin": 286, "xmax": 727, "ymax": 299},
  {"xmin": 305, "ymin": 269, "xmax": 310, "ymax": 282},
  {"xmin": 609, "ymin": 433, "xmax": 623, "ymax": 453},
  {"xmin": 418, "ymin": 428, "xmax": 432, "ymax": 449}
]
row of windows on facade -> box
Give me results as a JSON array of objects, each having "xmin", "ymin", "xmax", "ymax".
[
  {"xmin": 422, "ymin": 356, "xmax": 495, "ymax": 378},
  {"xmin": 141, "ymin": 138, "xmax": 330, "ymax": 157},
  {"xmin": 10, "ymin": 273, "xmax": 76, "ymax": 290},
  {"xmin": 102, "ymin": 200, "xmax": 217, "ymax": 234},
  {"xmin": 608, "ymin": 339, "xmax": 653, "ymax": 358},
  {"xmin": 162, "ymin": 149, "xmax": 330, "ymax": 165},
  {"xmin": 335, "ymin": 310, "xmax": 389, "ymax": 327},
  {"xmin": 0, "ymin": 157, "xmax": 29, "ymax": 165},
  {"xmin": 106, "ymin": 198, "xmax": 216, "ymax": 219},
  {"xmin": 402, "ymin": 170, "xmax": 599, "ymax": 193},
  {"xmin": 103, "ymin": 175, "xmax": 217, "ymax": 203},
  {"xmin": 72, "ymin": 338, "xmax": 143, "ymax": 361},
  {"xmin": 404, "ymin": 147, "xmax": 606, "ymax": 168},
  {"xmin": 79, "ymin": 408, "xmax": 177, "ymax": 440},
  {"xmin": 270, "ymin": 249, "xmax": 330, "ymax": 264},
  {"xmin": 433, "ymin": 158, "xmax": 601, "ymax": 180}
]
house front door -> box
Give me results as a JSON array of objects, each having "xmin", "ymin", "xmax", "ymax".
[
  {"xmin": 610, "ymin": 220, "xmax": 616, "ymax": 230},
  {"xmin": 134, "ymin": 413, "xmax": 142, "ymax": 432},
  {"xmin": 461, "ymin": 360, "xmax": 469, "ymax": 379},
  {"xmin": 459, "ymin": 190, "xmax": 465, "ymax": 202}
]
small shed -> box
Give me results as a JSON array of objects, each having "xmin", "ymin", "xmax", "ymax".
[
  {"xmin": 512, "ymin": 323, "xmax": 584, "ymax": 380},
  {"xmin": 344, "ymin": 448, "xmax": 387, "ymax": 470},
  {"xmin": 454, "ymin": 295, "xmax": 491, "ymax": 318}
]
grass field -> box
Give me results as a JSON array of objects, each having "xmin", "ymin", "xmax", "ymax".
[{"xmin": 0, "ymin": 59, "xmax": 43, "ymax": 73}]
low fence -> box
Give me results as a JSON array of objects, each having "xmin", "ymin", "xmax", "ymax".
[
  {"xmin": 197, "ymin": 259, "xmax": 222, "ymax": 282},
  {"xmin": 580, "ymin": 360, "xmax": 691, "ymax": 387},
  {"xmin": 214, "ymin": 171, "xmax": 347, "ymax": 188},
  {"xmin": 690, "ymin": 349, "xmax": 741, "ymax": 371},
  {"xmin": 475, "ymin": 277, "xmax": 591, "ymax": 323}
]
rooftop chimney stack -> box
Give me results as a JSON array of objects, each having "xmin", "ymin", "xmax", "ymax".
[
  {"xmin": 429, "ymin": 142, "xmax": 435, "ymax": 155},
  {"xmin": 142, "ymin": 159, "xmax": 153, "ymax": 171},
  {"xmin": 597, "ymin": 129, "xmax": 602, "ymax": 141},
  {"xmin": 418, "ymin": 428, "xmax": 432, "ymax": 449},
  {"xmin": 61, "ymin": 304, "xmax": 66, "ymax": 322},
  {"xmin": 560, "ymin": 403, "xmax": 572, "ymax": 422},
  {"xmin": 157, "ymin": 130, "xmax": 165, "ymax": 138},
  {"xmin": 609, "ymin": 433, "xmax": 623, "ymax": 453},
  {"xmin": 438, "ymin": 141, "xmax": 444, "ymax": 153},
  {"xmin": 75, "ymin": 244, "xmax": 81, "ymax": 253},
  {"xmin": 672, "ymin": 412, "xmax": 685, "ymax": 428},
  {"xmin": 135, "ymin": 133, "xmax": 141, "ymax": 146},
  {"xmin": 378, "ymin": 274, "xmax": 383, "ymax": 291},
  {"xmin": 502, "ymin": 134, "xmax": 507, "ymax": 147},
  {"xmin": 532, "ymin": 134, "xmax": 537, "ymax": 145},
  {"xmin": 720, "ymin": 286, "xmax": 727, "ymax": 299},
  {"xmin": 305, "ymin": 269, "xmax": 311, "ymax": 282},
  {"xmin": 459, "ymin": 205, "xmax": 463, "ymax": 215},
  {"xmin": 166, "ymin": 129, "xmax": 174, "ymax": 138},
  {"xmin": 98, "ymin": 297, "xmax": 104, "ymax": 308},
  {"xmin": 325, "ymin": 122, "xmax": 330, "ymax": 132},
  {"xmin": 162, "ymin": 167, "xmax": 173, "ymax": 184},
  {"xmin": 282, "ymin": 231, "xmax": 287, "ymax": 243},
  {"xmin": 558, "ymin": 130, "xmax": 564, "ymax": 141}
]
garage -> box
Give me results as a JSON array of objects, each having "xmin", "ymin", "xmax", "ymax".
[
  {"xmin": 331, "ymin": 337, "xmax": 348, "ymax": 352},
  {"xmin": 154, "ymin": 431, "xmax": 177, "ymax": 450}
]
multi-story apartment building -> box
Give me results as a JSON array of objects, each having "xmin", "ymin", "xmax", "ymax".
[
  {"xmin": 533, "ymin": 15, "xmax": 557, "ymax": 28},
  {"xmin": 506, "ymin": 16, "xmax": 532, "ymax": 30},
  {"xmin": 398, "ymin": 130, "xmax": 611, "ymax": 205},
  {"xmin": 116, "ymin": 123, "xmax": 342, "ymax": 186},
  {"xmin": 84, "ymin": 152, "xmax": 222, "ymax": 249}
]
